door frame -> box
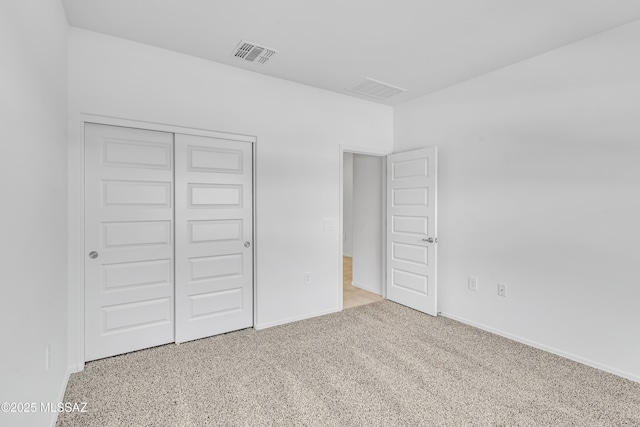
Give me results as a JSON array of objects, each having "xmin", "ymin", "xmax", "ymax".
[
  {"xmin": 338, "ymin": 145, "xmax": 391, "ymax": 310},
  {"xmin": 68, "ymin": 114, "xmax": 257, "ymax": 371}
]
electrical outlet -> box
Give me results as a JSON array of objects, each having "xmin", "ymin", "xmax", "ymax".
[
  {"xmin": 468, "ymin": 277, "xmax": 478, "ymax": 291},
  {"xmin": 45, "ymin": 344, "xmax": 51, "ymax": 372},
  {"xmin": 498, "ymin": 283, "xmax": 507, "ymax": 297},
  {"xmin": 304, "ymin": 272, "xmax": 312, "ymax": 285}
]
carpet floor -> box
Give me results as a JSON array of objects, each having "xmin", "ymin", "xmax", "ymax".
[{"xmin": 57, "ymin": 301, "xmax": 640, "ymax": 426}]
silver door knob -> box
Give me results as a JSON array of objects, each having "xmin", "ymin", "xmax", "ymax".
[
  {"xmin": 88, "ymin": 251, "xmax": 99, "ymax": 259},
  {"xmin": 422, "ymin": 238, "xmax": 434, "ymax": 243},
  {"xmin": 244, "ymin": 241, "xmax": 251, "ymax": 248}
]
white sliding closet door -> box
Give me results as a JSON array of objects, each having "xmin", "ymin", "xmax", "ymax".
[
  {"xmin": 174, "ymin": 134, "xmax": 253, "ymax": 343},
  {"xmin": 85, "ymin": 123, "xmax": 175, "ymax": 361}
]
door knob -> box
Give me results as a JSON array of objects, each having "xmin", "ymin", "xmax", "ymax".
[
  {"xmin": 88, "ymin": 251, "xmax": 99, "ymax": 259},
  {"xmin": 422, "ymin": 238, "xmax": 434, "ymax": 243},
  {"xmin": 244, "ymin": 241, "xmax": 251, "ymax": 248}
]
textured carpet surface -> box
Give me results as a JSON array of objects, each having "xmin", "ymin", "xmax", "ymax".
[{"xmin": 57, "ymin": 301, "xmax": 640, "ymax": 426}]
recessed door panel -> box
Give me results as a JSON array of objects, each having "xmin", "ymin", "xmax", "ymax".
[
  {"xmin": 190, "ymin": 254, "xmax": 243, "ymax": 281},
  {"xmin": 392, "ymin": 157, "xmax": 428, "ymax": 180},
  {"xmin": 188, "ymin": 146, "xmax": 243, "ymax": 173},
  {"xmin": 103, "ymin": 259, "xmax": 172, "ymax": 290},
  {"xmin": 189, "ymin": 184, "xmax": 242, "ymax": 208},
  {"xmin": 103, "ymin": 139, "xmax": 172, "ymax": 170},
  {"xmin": 102, "ymin": 221, "xmax": 171, "ymax": 248},
  {"xmin": 103, "ymin": 297, "xmax": 172, "ymax": 333},
  {"xmin": 175, "ymin": 133, "xmax": 253, "ymax": 343},
  {"xmin": 189, "ymin": 220, "xmax": 243, "ymax": 243},
  {"xmin": 85, "ymin": 123, "xmax": 175, "ymax": 361},
  {"xmin": 190, "ymin": 289, "xmax": 243, "ymax": 319},
  {"xmin": 392, "ymin": 215, "xmax": 428, "ymax": 235},
  {"xmin": 392, "ymin": 187, "xmax": 428, "ymax": 206},
  {"xmin": 392, "ymin": 242, "xmax": 428, "ymax": 266},
  {"xmin": 103, "ymin": 180, "xmax": 171, "ymax": 207},
  {"xmin": 392, "ymin": 269, "xmax": 428, "ymax": 295}
]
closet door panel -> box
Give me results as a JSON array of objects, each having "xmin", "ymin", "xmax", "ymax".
[
  {"xmin": 84, "ymin": 123, "xmax": 175, "ymax": 361},
  {"xmin": 175, "ymin": 134, "xmax": 253, "ymax": 343}
]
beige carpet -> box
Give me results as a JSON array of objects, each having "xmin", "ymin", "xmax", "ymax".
[{"xmin": 57, "ymin": 301, "xmax": 640, "ymax": 426}]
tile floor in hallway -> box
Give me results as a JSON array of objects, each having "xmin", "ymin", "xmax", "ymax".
[{"xmin": 343, "ymin": 256, "xmax": 384, "ymax": 309}]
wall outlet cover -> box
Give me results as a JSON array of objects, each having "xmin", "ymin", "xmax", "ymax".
[{"xmin": 498, "ymin": 283, "xmax": 507, "ymax": 297}]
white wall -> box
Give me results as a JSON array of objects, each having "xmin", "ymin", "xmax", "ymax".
[
  {"xmin": 0, "ymin": 1, "xmax": 69, "ymax": 426},
  {"xmin": 343, "ymin": 153, "xmax": 354, "ymax": 256},
  {"xmin": 394, "ymin": 20, "xmax": 640, "ymax": 381},
  {"xmin": 352, "ymin": 154, "xmax": 384, "ymax": 295},
  {"xmin": 67, "ymin": 28, "xmax": 393, "ymax": 366}
]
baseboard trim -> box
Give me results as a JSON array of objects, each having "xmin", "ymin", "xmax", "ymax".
[
  {"xmin": 49, "ymin": 367, "xmax": 72, "ymax": 427},
  {"xmin": 351, "ymin": 281, "xmax": 382, "ymax": 295},
  {"xmin": 68, "ymin": 363, "xmax": 84, "ymax": 374},
  {"xmin": 440, "ymin": 311, "xmax": 640, "ymax": 384},
  {"xmin": 255, "ymin": 307, "xmax": 341, "ymax": 330}
]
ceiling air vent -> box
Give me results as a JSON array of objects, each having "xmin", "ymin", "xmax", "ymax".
[
  {"xmin": 347, "ymin": 78, "xmax": 407, "ymax": 100},
  {"xmin": 231, "ymin": 40, "xmax": 278, "ymax": 65}
]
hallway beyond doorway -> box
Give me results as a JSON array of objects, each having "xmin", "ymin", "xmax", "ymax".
[{"xmin": 343, "ymin": 256, "xmax": 383, "ymax": 309}]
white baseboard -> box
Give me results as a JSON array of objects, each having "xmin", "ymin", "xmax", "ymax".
[
  {"xmin": 49, "ymin": 367, "xmax": 72, "ymax": 427},
  {"xmin": 68, "ymin": 363, "xmax": 84, "ymax": 374},
  {"xmin": 351, "ymin": 281, "xmax": 381, "ymax": 295},
  {"xmin": 254, "ymin": 307, "xmax": 341, "ymax": 330},
  {"xmin": 440, "ymin": 311, "xmax": 640, "ymax": 384}
]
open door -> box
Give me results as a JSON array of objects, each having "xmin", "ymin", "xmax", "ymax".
[{"xmin": 386, "ymin": 147, "xmax": 437, "ymax": 316}]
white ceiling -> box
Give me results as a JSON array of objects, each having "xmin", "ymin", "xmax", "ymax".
[{"xmin": 61, "ymin": 0, "xmax": 640, "ymax": 106}]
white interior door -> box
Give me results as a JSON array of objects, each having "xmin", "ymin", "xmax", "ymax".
[
  {"xmin": 174, "ymin": 134, "xmax": 253, "ymax": 343},
  {"xmin": 386, "ymin": 147, "xmax": 437, "ymax": 316},
  {"xmin": 85, "ymin": 123, "xmax": 175, "ymax": 361}
]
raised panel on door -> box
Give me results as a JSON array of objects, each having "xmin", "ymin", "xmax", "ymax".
[
  {"xmin": 386, "ymin": 147, "xmax": 437, "ymax": 316},
  {"xmin": 84, "ymin": 123, "xmax": 175, "ymax": 361},
  {"xmin": 175, "ymin": 133, "xmax": 253, "ymax": 343}
]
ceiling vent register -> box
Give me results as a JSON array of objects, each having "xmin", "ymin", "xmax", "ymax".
[
  {"xmin": 231, "ymin": 40, "xmax": 278, "ymax": 65},
  {"xmin": 347, "ymin": 78, "xmax": 407, "ymax": 99}
]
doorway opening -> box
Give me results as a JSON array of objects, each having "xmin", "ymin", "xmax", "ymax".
[
  {"xmin": 342, "ymin": 152, "xmax": 385, "ymax": 309},
  {"xmin": 339, "ymin": 145, "xmax": 438, "ymax": 316}
]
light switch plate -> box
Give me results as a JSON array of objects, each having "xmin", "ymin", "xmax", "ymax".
[{"xmin": 323, "ymin": 218, "xmax": 336, "ymax": 231}]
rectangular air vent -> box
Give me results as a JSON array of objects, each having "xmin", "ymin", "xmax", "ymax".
[
  {"xmin": 347, "ymin": 78, "xmax": 407, "ymax": 99},
  {"xmin": 231, "ymin": 40, "xmax": 278, "ymax": 65}
]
